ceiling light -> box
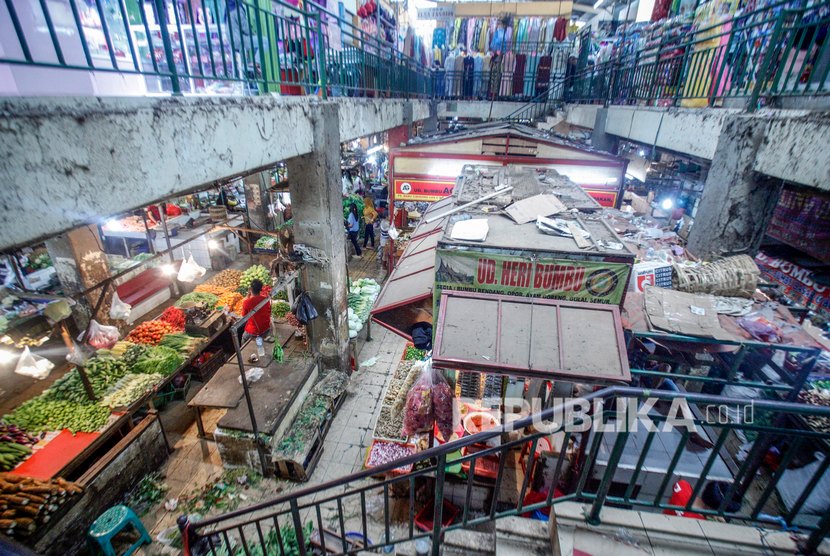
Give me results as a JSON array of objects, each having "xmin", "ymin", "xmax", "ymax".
[{"xmin": 661, "ymin": 198, "xmax": 674, "ymax": 210}]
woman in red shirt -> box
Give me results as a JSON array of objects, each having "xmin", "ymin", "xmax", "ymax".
[{"xmin": 241, "ymin": 279, "xmax": 271, "ymax": 343}]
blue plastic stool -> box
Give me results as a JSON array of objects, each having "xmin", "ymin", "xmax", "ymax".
[{"xmin": 87, "ymin": 505, "xmax": 152, "ymax": 556}]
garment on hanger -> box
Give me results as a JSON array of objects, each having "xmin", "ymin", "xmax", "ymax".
[
  {"xmin": 444, "ymin": 51, "xmax": 456, "ymax": 96},
  {"xmin": 524, "ymin": 53, "xmax": 539, "ymax": 97},
  {"xmin": 454, "ymin": 51, "xmax": 465, "ymax": 96},
  {"xmin": 463, "ymin": 54, "xmax": 475, "ymax": 96},
  {"xmin": 433, "ymin": 27, "xmax": 446, "ymax": 49},
  {"xmin": 478, "ymin": 19, "xmax": 489, "ymax": 52},
  {"xmin": 513, "ymin": 53, "xmax": 526, "ymax": 95},
  {"xmin": 473, "ymin": 53, "xmax": 484, "ymax": 96},
  {"xmin": 500, "ymin": 50, "xmax": 516, "ymax": 96},
  {"xmin": 536, "ymin": 54, "xmax": 553, "ymax": 95}
]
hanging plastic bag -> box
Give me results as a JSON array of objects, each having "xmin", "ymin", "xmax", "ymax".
[
  {"xmin": 14, "ymin": 346, "xmax": 54, "ymax": 380},
  {"xmin": 177, "ymin": 254, "xmax": 206, "ymax": 283},
  {"xmin": 83, "ymin": 319, "xmax": 120, "ymax": 350},
  {"xmin": 294, "ymin": 292, "xmax": 319, "ymax": 325},
  {"xmin": 402, "ymin": 360, "xmax": 434, "ymax": 436},
  {"xmin": 109, "ymin": 291, "xmax": 132, "ymax": 321},
  {"xmin": 388, "ymin": 225, "xmax": 400, "ymax": 241},
  {"xmin": 737, "ymin": 312, "xmax": 782, "ymax": 343},
  {"xmin": 432, "ymin": 370, "xmax": 455, "ymax": 441}
]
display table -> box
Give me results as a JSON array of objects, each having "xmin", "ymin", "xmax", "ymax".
[
  {"xmin": 188, "ymin": 364, "xmax": 245, "ymax": 439},
  {"xmin": 10, "ymin": 430, "xmax": 101, "ymax": 480}
]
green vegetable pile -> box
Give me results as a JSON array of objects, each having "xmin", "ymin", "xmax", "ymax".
[
  {"xmin": 160, "ymin": 333, "xmax": 204, "ymax": 355},
  {"xmin": 275, "ymin": 395, "xmax": 329, "ymax": 458},
  {"xmin": 254, "ymin": 236, "xmax": 279, "ymax": 250},
  {"xmin": 343, "ymin": 194, "xmax": 365, "ymax": 221},
  {"xmin": 126, "ymin": 472, "xmax": 169, "ymax": 517},
  {"xmin": 5, "ymin": 399, "xmax": 110, "ymax": 433},
  {"xmin": 100, "ymin": 373, "xmax": 164, "ymax": 408},
  {"xmin": 212, "ymin": 523, "xmax": 313, "ymax": 556},
  {"xmin": 181, "ymin": 468, "xmax": 262, "ymax": 514},
  {"xmin": 240, "ymin": 265, "xmax": 272, "ymax": 291},
  {"xmin": 41, "ymin": 369, "xmax": 93, "ymax": 404},
  {"xmin": 43, "ymin": 357, "xmax": 130, "ymax": 402},
  {"xmin": 176, "ymin": 292, "xmax": 219, "ymax": 309},
  {"xmin": 132, "ymin": 346, "xmax": 184, "ymax": 376},
  {"xmin": 404, "ymin": 346, "xmax": 427, "ymax": 360},
  {"xmin": 0, "ymin": 441, "xmax": 32, "ymax": 471},
  {"xmin": 123, "ymin": 343, "xmax": 150, "ymax": 367},
  {"xmin": 271, "ymin": 301, "xmax": 291, "ymax": 319}
]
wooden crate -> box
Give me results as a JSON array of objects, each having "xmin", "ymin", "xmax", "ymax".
[
  {"xmin": 273, "ymin": 429, "xmax": 324, "ymax": 482},
  {"xmin": 185, "ymin": 311, "xmax": 226, "ymax": 337}
]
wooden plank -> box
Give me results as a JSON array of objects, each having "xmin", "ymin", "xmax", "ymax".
[
  {"xmin": 188, "ymin": 363, "xmax": 244, "ymax": 409},
  {"xmin": 566, "ymin": 222, "xmax": 591, "ymax": 249}
]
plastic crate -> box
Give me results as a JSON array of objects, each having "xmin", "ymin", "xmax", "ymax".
[
  {"xmin": 171, "ymin": 373, "xmax": 192, "ymax": 400},
  {"xmin": 187, "ymin": 349, "xmax": 227, "ymax": 382},
  {"xmin": 414, "ymin": 498, "xmax": 459, "ymax": 532},
  {"xmin": 152, "ymin": 386, "xmax": 176, "ymax": 409}
]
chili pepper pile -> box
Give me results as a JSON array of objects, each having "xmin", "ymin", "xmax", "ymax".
[{"xmin": 158, "ymin": 307, "xmax": 186, "ymax": 331}]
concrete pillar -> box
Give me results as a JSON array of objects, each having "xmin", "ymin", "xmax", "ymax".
[
  {"xmin": 243, "ymin": 171, "xmax": 273, "ymax": 233},
  {"xmin": 591, "ymin": 108, "xmax": 617, "ymax": 153},
  {"xmin": 687, "ymin": 116, "xmax": 782, "ymax": 259},
  {"xmin": 423, "ymin": 100, "xmax": 439, "ymax": 133},
  {"xmin": 287, "ymin": 103, "xmax": 350, "ymax": 371}
]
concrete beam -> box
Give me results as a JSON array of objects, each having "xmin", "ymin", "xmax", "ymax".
[
  {"xmin": 438, "ymin": 100, "xmax": 528, "ymax": 121},
  {"xmin": 0, "ymin": 96, "xmax": 429, "ymax": 250},
  {"xmin": 567, "ymin": 104, "xmax": 830, "ymax": 190},
  {"xmin": 752, "ymin": 109, "xmax": 830, "ymax": 189}
]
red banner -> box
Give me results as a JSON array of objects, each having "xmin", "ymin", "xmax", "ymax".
[
  {"xmin": 755, "ymin": 252, "xmax": 830, "ymax": 317},
  {"xmin": 393, "ymin": 178, "xmax": 456, "ymax": 202}
]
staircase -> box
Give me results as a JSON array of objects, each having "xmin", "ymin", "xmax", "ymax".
[
  {"xmin": 500, "ymin": 79, "xmax": 567, "ymax": 125},
  {"xmin": 181, "ymin": 386, "xmax": 830, "ymax": 556}
]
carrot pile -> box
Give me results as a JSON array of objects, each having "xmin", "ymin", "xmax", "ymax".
[
  {"xmin": 193, "ymin": 284, "xmax": 230, "ymax": 296},
  {"xmin": 216, "ymin": 292, "xmax": 242, "ymax": 312},
  {"xmin": 126, "ymin": 320, "xmax": 179, "ymax": 345},
  {"xmin": 0, "ymin": 474, "xmax": 83, "ymax": 538}
]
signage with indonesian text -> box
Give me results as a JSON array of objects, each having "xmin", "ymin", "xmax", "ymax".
[
  {"xmin": 435, "ymin": 249, "xmax": 630, "ymax": 306},
  {"xmin": 755, "ymin": 252, "xmax": 830, "ymax": 316},
  {"xmin": 417, "ymin": 7, "xmax": 454, "ymax": 19},
  {"xmin": 584, "ymin": 189, "xmax": 618, "ymax": 208},
  {"xmin": 393, "ymin": 178, "xmax": 456, "ymax": 202}
]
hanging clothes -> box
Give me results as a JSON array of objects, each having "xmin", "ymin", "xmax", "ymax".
[
  {"xmin": 454, "ymin": 51, "xmax": 464, "ymax": 97},
  {"xmin": 501, "ymin": 51, "xmax": 516, "ymax": 96},
  {"xmin": 513, "ymin": 53, "xmax": 527, "ymax": 95},
  {"xmin": 433, "ymin": 46, "xmax": 442, "ymax": 66},
  {"xmin": 444, "ymin": 51, "xmax": 456, "ymax": 97},
  {"xmin": 473, "ymin": 53, "xmax": 484, "ymax": 96},
  {"xmin": 488, "ymin": 52, "xmax": 500, "ymax": 99},
  {"xmin": 524, "ymin": 53, "xmax": 539, "ymax": 97},
  {"xmin": 554, "ymin": 18, "xmax": 568, "ymax": 42},
  {"xmin": 463, "ymin": 54, "xmax": 475, "ymax": 96},
  {"xmin": 536, "ymin": 54, "xmax": 553, "ymax": 95},
  {"xmin": 478, "ymin": 19, "xmax": 489, "ymax": 53},
  {"xmin": 491, "ymin": 25, "xmax": 507, "ymax": 52},
  {"xmin": 433, "ymin": 27, "xmax": 446, "ymax": 49}
]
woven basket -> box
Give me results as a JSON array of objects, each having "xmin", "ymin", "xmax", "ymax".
[{"xmin": 672, "ymin": 255, "xmax": 759, "ymax": 298}]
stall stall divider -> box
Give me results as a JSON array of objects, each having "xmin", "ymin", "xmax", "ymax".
[
  {"xmin": 159, "ymin": 205, "xmax": 181, "ymax": 296},
  {"xmin": 140, "ymin": 210, "xmax": 156, "ymax": 255}
]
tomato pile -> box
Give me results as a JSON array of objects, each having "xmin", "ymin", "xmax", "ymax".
[
  {"xmin": 126, "ymin": 320, "xmax": 178, "ymax": 345},
  {"xmin": 158, "ymin": 306, "xmax": 186, "ymax": 331}
]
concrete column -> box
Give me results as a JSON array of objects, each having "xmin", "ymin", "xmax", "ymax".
[
  {"xmin": 591, "ymin": 108, "xmax": 617, "ymax": 153},
  {"xmin": 287, "ymin": 103, "xmax": 350, "ymax": 371},
  {"xmin": 243, "ymin": 171, "xmax": 273, "ymax": 233},
  {"xmin": 687, "ymin": 116, "xmax": 782, "ymax": 259},
  {"xmin": 423, "ymin": 100, "xmax": 439, "ymax": 133}
]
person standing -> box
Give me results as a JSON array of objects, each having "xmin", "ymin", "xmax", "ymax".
[
  {"xmin": 363, "ymin": 197, "xmax": 378, "ymax": 249},
  {"xmin": 346, "ymin": 204, "xmax": 362, "ymax": 257},
  {"xmin": 241, "ymin": 279, "xmax": 272, "ymax": 344}
]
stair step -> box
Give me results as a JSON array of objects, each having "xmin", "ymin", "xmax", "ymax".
[
  {"xmin": 443, "ymin": 525, "xmax": 496, "ymax": 556},
  {"xmin": 495, "ymin": 516, "xmax": 552, "ymax": 556}
]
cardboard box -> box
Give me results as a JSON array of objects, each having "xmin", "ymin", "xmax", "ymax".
[{"xmin": 629, "ymin": 261, "xmax": 673, "ymax": 293}]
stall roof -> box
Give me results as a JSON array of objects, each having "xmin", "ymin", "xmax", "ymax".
[
  {"xmin": 433, "ymin": 290, "xmax": 630, "ymax": 383},
  {"xmin": 405, "ymin": 122, "xmax": 621, "ymax": 163},
  {"xmin": 437, "ymin": 166, "xmax": 634, "ymax": 259}
]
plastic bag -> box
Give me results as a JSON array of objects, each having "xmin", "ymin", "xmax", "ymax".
[
  {"xmin": 177, "ymin": 254, "xmax": 206, "ymax": 283},
  {"xmin": 737, "ymin": 312, "xmax": 782, "ymax": 343},
  {"xmin": 109, "ymin": 291, "xmax": 132, "ymax": 321},
  {"xmin": 294, "ymin": 292, "xmax": 318, "ymax": 325},
  {"xmin": 84, "ymin": 319, "xmax": 120, "ymax": 350},
  {"xmin": 402, "ymin": 360, "xmax": 456, "ymax": 439},
  {"xmin": 14, "ymin": 346, "xmax": 54, "ymax": 379}
]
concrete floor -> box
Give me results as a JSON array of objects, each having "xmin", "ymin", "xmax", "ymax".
[{"xmin": 136, "ymin": 247, "xmax": 396, "ymax": 553}]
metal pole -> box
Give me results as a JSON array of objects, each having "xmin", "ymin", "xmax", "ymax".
[
  {"xmin": 159, "ymin": 204, "xmax": 181, "ymax": 296},
  {"xmin": 231, "ymin": 326, "xmax": 270, "ymax": 476}
]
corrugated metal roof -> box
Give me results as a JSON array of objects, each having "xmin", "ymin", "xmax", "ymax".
[{"xmin": 433, "ymin": 290, "xmax": 630, "ymax": 383}]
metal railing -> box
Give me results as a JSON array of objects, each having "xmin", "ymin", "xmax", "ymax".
[
  {"xmin": 182, "ymin": 386, "xmax": 830, "ymax": 556},
  {"xmin": 566, "ymin": 2, "xmax": 830, "ymax": 110},
  {"xmin": 0, "ymin": 0, "xmax": 430, "ymax": 97}
]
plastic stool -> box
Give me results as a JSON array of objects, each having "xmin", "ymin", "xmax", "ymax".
[{"xmin": 87, "ymin": 505, "xmax": 152, "ymax": 556}]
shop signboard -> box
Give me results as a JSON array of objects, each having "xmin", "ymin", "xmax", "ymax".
[
  {"xmin": 417, "ymin": 6, "xmax": 454, "ymax": 19},
  {"xmin": 435, "ymin": 249, "xmax": 630, "ymax": 306},
  {"xmin": 584, "ymin": 189, "xmax": 618, "ymax": 208},
  {"xmin": 755, "ymin": 252, "xmax": 830, "ymax": 317},
  {"xmin": 393, "ymin": 178, "xmax": 456, "ymax": 202}
]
